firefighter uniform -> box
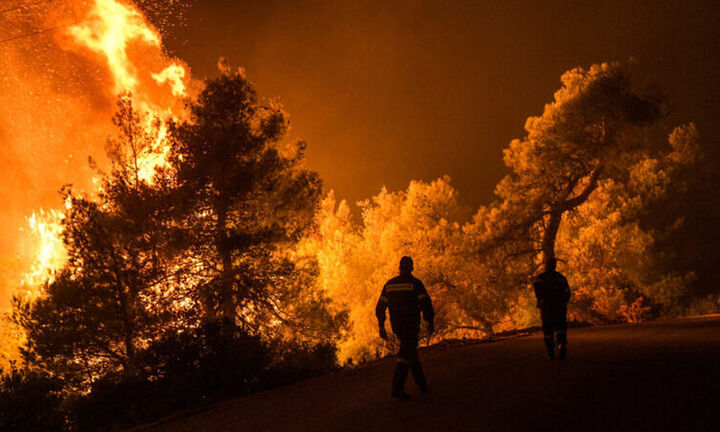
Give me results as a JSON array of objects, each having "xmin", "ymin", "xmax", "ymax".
[
  {"xmin": 376, "ymin": 273, "xmax": 434, "ymax": 398},
  {"xmin": 533, "ymin": 269, "xmax": 571, "ymax": 359}
]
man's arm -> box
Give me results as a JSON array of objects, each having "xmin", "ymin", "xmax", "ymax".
[
  {"xmin": 562, "ymin": 276, "xmax": 571, "ymax": 304},
  {"xmin": 416, "ymin": 280, "xmax": 435, "ymax": 334},
  {"xmin": 375, "ymin": 286, "xmax": 389, "ymax": 340}
]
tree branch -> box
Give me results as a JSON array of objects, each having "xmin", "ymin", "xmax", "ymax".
[{"xmin": 563, "ymin": 164, "xmax": 603, "ymax": 210}]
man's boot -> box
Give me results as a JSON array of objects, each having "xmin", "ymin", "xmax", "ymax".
[
  {"xmin": 391, "ymin": 360, "xmax": 411, "ymax": 399},
  {"xmin": 410, "ymin": 361, "xmax": 428, "ymax": 393},
  {"xmin": 543, "ymin": 333, "xmax": 555, "ymax": 359}
]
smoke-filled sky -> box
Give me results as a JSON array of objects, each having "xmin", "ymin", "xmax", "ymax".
[{"xmin": 165, "ymin": 0, "xmax": 720, "ymax": 207}]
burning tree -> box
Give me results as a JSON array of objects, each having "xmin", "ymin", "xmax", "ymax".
[
  {"xmin": 0, "ymin": 0, "xmax": 195, "ymax": 370},
  {"xmin": 15, "ymin": 98, "xmax": 178, "ymax": 389},
  {"xmin": 9, "ymin": 69, "xmax": 345, "ymax": 428},
  {"xmin": 2, "ymin": 0, "xmax": 345, "ymax": 429},
  {"xmin": 165, "ymin": 62, "xmax": 344, "ymax": 343}
]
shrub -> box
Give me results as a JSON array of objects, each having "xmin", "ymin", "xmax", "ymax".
[{"xmin": 0, "ymin": 365, "xmax": 66, "ymax": 432}]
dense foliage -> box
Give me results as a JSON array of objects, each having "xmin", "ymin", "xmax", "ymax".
[
  {"xmin": 4, "ymin": 67, "xmax": 341, "ymax": 431},
  {"xmin": 303, "ymin": 62, "xmax": 709, "ymax": 362}
]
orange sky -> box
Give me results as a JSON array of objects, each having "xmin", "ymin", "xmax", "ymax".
[{"xmin": 164, "ymin": 0, "xmax": 720, "ymax": 207}]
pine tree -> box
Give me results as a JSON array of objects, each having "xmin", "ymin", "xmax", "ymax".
[
  {"xmin": 492, "ymin": 62, "xmax": 665, "ymax": 263},
  {"xmin": 165, "ymin": 62, "xmax": 325, "ymax": 339},
  {"xmin": 17, "ymin": 96, "xmax": 175, "ymax": 388}
]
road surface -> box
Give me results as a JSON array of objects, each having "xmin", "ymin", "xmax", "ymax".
[{"xmin": 138, "ymin": 316, "xmax": 720, "ymax": 431}]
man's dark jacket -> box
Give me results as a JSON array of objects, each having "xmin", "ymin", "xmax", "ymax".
[
  {"xmin": 375, "ymin": 273, "xmax": 434, "ymax": 339},
  {"xmin": 533, "ymin": 270, "xmax": 571, "ymax": 311}
]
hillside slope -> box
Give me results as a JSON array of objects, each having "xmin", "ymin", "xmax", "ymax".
[{"xmin": 136, "ymin": 316, "xmax": 720, "ymax": 431}]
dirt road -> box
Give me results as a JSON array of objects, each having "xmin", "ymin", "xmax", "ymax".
[{"xmin": 140, "ymin": 316, "xmax": 720, "ymax": 431}]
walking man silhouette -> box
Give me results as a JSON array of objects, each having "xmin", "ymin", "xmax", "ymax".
[
  {"xmin": 376, "ymin": 256, "xmax": 434, "ymax": 400},
  {"xmin": 533, "ymin": 257, "xmax": 571, "ymax": 360}
]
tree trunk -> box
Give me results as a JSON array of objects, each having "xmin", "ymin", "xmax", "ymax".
[
  {"xmin": 114, "ymin": 282, "xmax": 138, "ymax": 376},
  {"xmin": 541, "ymin": 165, "xmax": 603, "ymax": 264},
  {"xmin": 107, "ymin": 241, "xmax": 138, "ymax": 376},
  {"xmin": 213, "ymin": 199, "xmax": 236, "ymax": 387},
  {"xmin": 541, "ymin": 210, "xmax": 563, "ymax": 264},
  {"xmin": 215, "ymin": 201, "xmax": 235, "ymax": 330}
]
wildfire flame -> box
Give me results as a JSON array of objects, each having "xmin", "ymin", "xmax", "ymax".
[
  {"xmin": 13, "ymin": 0, "xmax": 192, "ymax": 295},
  {"xmin": 68, "ymin": 0, "xmax": 161, "ymax": 95},
  {"xmin": 153, "ymin": 63, "xmax": 187, "ymax": 97},
  {"xmin": 23, "ymin": 209, "xmax": 67, "ymax": 291}
]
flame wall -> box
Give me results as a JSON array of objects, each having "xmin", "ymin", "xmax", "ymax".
[{"xmin": 0, "ymin": 0, "xmax": 193, "ymax": 307}]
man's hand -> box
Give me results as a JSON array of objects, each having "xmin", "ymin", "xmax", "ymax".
[{"xmin": 379, "ymin": 326, "xmax": 389, "ymax": 341}]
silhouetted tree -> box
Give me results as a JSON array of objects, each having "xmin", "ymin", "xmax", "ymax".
[
  {"xmin": 166, "ymin": 61, "xmax": 327, "ymax": 339},
  {"xmin": 492, "ymin": 62, "xmax": 666, "ymax": 263},
  {"xmin": 0, "ymin": 365, "xmax": 66, "ymax": 432},
  {"xmin": 469, "ymin": 61, "xmax": 703, "ymax": 324},
  {"xmin": 16, "ymin": 97, "xmax": 176, "ymax": 389}
]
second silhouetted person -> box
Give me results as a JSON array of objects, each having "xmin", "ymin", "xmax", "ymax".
[{"xmin": 533, "ymin": 257, "xmax": 571, "ymax": 360}]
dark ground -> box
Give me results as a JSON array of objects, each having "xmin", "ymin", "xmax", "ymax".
[{"xmin": 136, "ymin": 316, "xmax": 720, "ymax": 431}]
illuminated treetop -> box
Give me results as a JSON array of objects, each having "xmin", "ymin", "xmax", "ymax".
[{"xmin": 494, "ymin": 61, "xmax": 666, "ymax": 262}]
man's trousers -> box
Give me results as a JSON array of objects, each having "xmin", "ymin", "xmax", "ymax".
[{"xmin": 392, "ymin": 335, "xmax": 427, "ymax": 396}]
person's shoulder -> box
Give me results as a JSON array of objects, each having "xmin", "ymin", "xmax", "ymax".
[
  {"xmin": 385, "ymin": 275, "xmax": 403, "ymax": 285},
  {"xmin": 534, "ymin": 272, "xmax": 549, "ymax": 282},
  {"xmin": 411, "ymin": 275, "xmax": 425, "ymax": 286},
  {"xmin": 554, "ymin": 271, "xmax": 568, "ymax": 281}
]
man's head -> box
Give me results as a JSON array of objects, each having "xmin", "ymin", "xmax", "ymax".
[
  {"xmin": 545, "ymin": 257, "xmax": 557, "ymax": 272},
  {"xmin": 399, "ymin": 256, "xmax": 414, "ymax": 274}
]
